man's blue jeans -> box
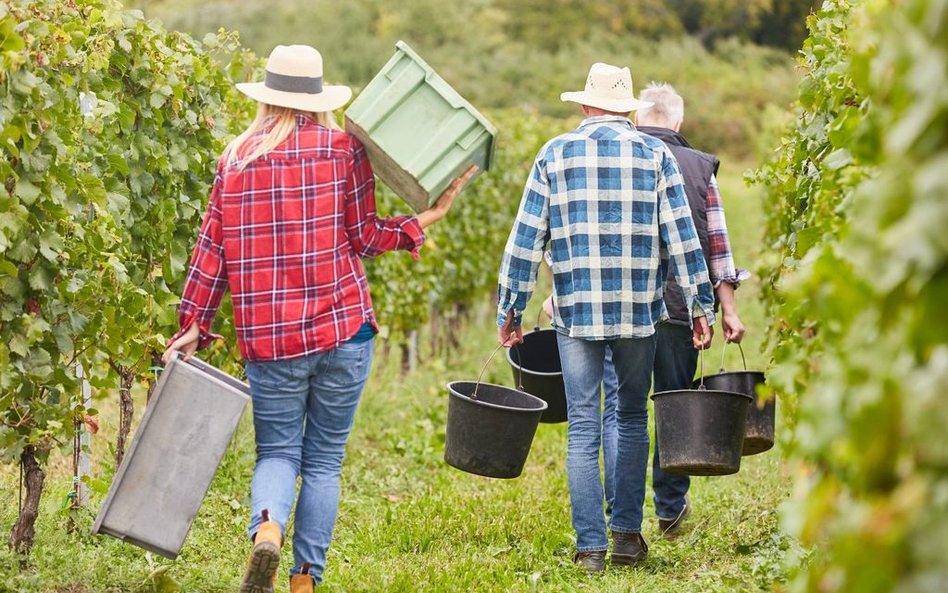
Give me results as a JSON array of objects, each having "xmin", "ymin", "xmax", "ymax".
[
  {"xmin": 602, "ymin": 347, "xmax": 618, "ymax": 516},
  {"xmin": 603, "ymin": 323, "xmax": 694, "ymax": 523},
  {"xmin": 557, "ymin": 332, "xmax": 655, "ymax": 551},
  {"xmin": 244, "ymin": 338, "xmax": 374, "ymax": 584}
]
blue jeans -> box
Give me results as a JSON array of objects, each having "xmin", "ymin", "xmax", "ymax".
[
  {"xmin": 244, "ymin": 338, "xmax": 374, "ymax": 584},
  {"xmin": 603, "ymin": 323, "xmax": 694, "ymax": 522},
  {"xmin": 602, "ymin": 347, "xmax": 618, "ymax": 516},
  {"xmin": 557, "ymin": 332, "xmax": 655, "ymax": 551}
]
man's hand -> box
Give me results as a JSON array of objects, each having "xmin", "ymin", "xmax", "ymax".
[
  {"xmin": 692, "ymin": 315, "xmax": 713, "ymax": 350},
  {"xmin": 542, "ymin": 295, "xmax": 554, "ymax": 320},
  {"xmin": 715, "ymin": 281, "xmax": 745, "ymax": 344},
  {"xmin": 498, "ymin": 311, "xmax": 523, "ymax": 347},
  {"xmin": 722, "ymin": 311, "xmax": 745, "ymax": 343}
]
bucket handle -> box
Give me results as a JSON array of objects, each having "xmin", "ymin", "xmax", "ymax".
[
  {"xmin": 696, "ymin": 346, "xmax": 706, "ymax": 390},
  {"xmin": 718, "ymin": 340, "xmax": 748, "ymax": 373},
  {"xmin": 510, "ymin": 305, "xmax": 549, "ymax": 391},
  {"xmin": 512, "ymin": 344, "xmax": 525, "ymax": 391},
  {"xmin": 496, "ymin": 306, "xmax": 546, "ymax": 394},
  {"xmin": 472, "ymin": 343, "xmax": 507, "ymax": 400},
  {"xmin": 534, "ymin": 305, "xmax": 551, "ymax": 332}
]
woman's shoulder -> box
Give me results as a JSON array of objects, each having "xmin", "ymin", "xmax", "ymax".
[{"xmin": 295, "ymin": 120, "xmax": 361, "ymax": 159}]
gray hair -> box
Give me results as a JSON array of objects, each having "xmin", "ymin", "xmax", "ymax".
[{"xmin": 637, "ymin": 82, "xmax": 684, "ymax": 127}]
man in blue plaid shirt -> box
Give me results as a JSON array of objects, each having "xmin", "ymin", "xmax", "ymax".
[{"xmin": 496, "ymin": 63, "xmax": 715, "ymax": 573}]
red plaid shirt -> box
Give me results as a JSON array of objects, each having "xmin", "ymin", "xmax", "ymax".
[
  {"xmin": 705, "ymin": 175, "xmax": 750, "ymax": 287},
  {"xmin": 175, "ymin": 114, "xmax": 424, "ymax": 361}
]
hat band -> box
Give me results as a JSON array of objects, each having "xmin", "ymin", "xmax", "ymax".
[{"xmin": 265, "ymin": 70, "xmax": 323, "ymax": 94}]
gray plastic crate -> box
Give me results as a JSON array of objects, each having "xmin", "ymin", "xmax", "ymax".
[{"xmin": 91, "ymin": 353, "xmax": 250, "ymax": 558}]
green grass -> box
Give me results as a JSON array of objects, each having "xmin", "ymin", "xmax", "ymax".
[{"xmin": 0, "ymin": 166, "xmax": 799, "ymax": 592}]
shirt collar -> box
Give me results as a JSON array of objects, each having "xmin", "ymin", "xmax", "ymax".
[
  {"xmin": 579, "ymin": 114, "xmax": 635, "ymax": 129},
  {"xmin": 295, "ymin": 113, "xmax": 317, "ymax": 126}
]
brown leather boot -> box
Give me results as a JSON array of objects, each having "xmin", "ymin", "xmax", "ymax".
[
  {"xmin": 573, "ymin": 550, "xmax": 606, "ymax": 573},
  {"xmin": 610, "ymin": 531, "xmax": 648, "ymax": 566},
  {"xmin": 658, "ymin": 498, "xmax": 691, "ymax": 540},
  {"xmin": 239, "ymin": 510, "xmax": 283, "ymax": 593},
  {"xmin": 290, "ymin": 563, "xmax": 315, "ymax": 593}
]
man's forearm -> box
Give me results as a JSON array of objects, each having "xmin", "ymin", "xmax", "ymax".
[{"xmin": 715, "ymin": 281, "xmax": 738, "ymax": 316}]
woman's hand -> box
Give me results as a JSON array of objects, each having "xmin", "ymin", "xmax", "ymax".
[
  {"xmin": 161, "ymin": 322, "xmax": 200, "ymax": 364},
  {"xmin": 416, "ymin": 164, "xmax": 479, "ymax": 229}
]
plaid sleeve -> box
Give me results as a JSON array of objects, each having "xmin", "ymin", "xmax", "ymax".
[
  {"xmin": 175, "ymin": 171, "xmax": 228, "ymax": 350},
  {"xmin": 656, "ymin": 151, "xmax": 716, "ymax": 325},
  {"xmin": 705, "ymin": 175, "xmax": 750, "ymax": 286},
  {"xmin": 344, "ymin": 138, "xmax": 425, "ymax": 259},
  {"xmin": 497, "ymin": 156, "xmax": 551, "ymax": 328}
]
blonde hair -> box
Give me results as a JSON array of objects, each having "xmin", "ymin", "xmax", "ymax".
[
  {"xmin": 636, "ymin": 82, "xmax": 685, "ymax": 128},
  {"xmin": 223, "ymin": 103, "xmax": 341, "ymax": 171}
]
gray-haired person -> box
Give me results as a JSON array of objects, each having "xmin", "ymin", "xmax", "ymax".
[{"xmin": 600, "ymin": 82, "xmax": 750, "ymax": 538}]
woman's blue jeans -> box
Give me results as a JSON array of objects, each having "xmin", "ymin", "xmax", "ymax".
[
  {"xmin": 244, "ymin": 338, "xmax": 373, "ymax": 584},
  {"xmin": 603, "ymin": 323, "xmax": 694, "ymax": 522},
  {"xmin": 556, "ymin": 332, "xmax": 655, "ymax": 552}
]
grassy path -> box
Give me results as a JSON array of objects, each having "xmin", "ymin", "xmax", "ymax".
[{"xmin": 0, "ymin": 166, "xmax": 797, "ymax": 592}]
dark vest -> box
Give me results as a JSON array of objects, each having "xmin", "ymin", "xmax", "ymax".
[{"xmin": 638, "ymin": 126, "xmax": 719, "ymax": 326}]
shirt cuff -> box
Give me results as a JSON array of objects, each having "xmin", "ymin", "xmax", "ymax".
[
  {"xmin": 713, "ymin": 268, "xmax": 752, "ymax": 289},
  {"xmin": 691, "ymin": 301, "xmax": 716, "ymax": 326},
  {"xmin": 496, "ymin": 307, "xmax": 523, "ymax": 329},
  {"xmin": 401, "ymin": 216, "xmax": 426, "ymax": 260},
  {"xmin": 174, "ymin": 314, "xmax": 223, "ymax": 351}
]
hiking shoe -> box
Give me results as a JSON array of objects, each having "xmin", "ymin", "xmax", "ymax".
[
  {"xmin": 658, "ymin": 499, "xmax": 691, "ymax": 540},
  {"xmin": 239, "ymin": 510, "xmax": 282, "ymax": 593},
  {"xmin": 290, "ymin": 563, "xmax": 315, "ymax": 593},
  {"xmin": 610, "ymin": 531, "xmax": 648, "ymax": 566},
  {"xmin": 573, "ymin": 550, "xmax": 606, "ymax": 573}
]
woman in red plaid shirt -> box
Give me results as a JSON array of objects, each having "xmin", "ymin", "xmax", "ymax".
[{"xmin": 161, "ymin": 45, "xmax": 475, "ymax": 593}]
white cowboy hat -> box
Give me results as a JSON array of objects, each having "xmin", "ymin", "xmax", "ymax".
[
  {"xmin": 236, "ymin": 45, "xmax": 352, "ymax": 112},
  {"xmin": 560, "ymin": 63, "xmax": 653, "ymax": 113}
]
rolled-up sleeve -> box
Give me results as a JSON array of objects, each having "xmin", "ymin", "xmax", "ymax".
[
  {"xmin": 497, "ymin": 156, "xmax": 550, "ymax": 328},
  {"xmin": 344, "ymin": 138, "xmax": 425, "ymax": 259}
]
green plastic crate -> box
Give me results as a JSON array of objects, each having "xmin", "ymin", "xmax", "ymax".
[{"xmin": 344, "ymin": 40, "xmax": 496, "ymax": 212}]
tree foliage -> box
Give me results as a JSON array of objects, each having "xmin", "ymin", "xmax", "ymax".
[
  {"xmin": 134, "ymin": 0, "xmax": 801, "ymax": 161},
  {"xmin": 137, "ymin": 0, "xmax": 818, "ymax": 52},
  {"xmin": 753, "ymin": 0, "xmax": 948, "ymax": 589},
  {"xmin": 0, "ymin": 0, "xmax": 256, "ymax": 550}
]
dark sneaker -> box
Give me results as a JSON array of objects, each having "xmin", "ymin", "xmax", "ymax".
[
  {"xmin": 658, "ymin": 499, "xmax": 691, "ymax": 540},
  {"xmin": 610, "ymin": 531, "xmax": 648, "ymax": 566},
  {"xmin": 573, "ymin": 550, "xmax": 606, "ymax": 573}
]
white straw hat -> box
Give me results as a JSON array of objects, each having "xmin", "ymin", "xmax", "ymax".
[
  {"xmin": 236, "ymin": 45, "xmax": 352, "ymax": 112},
  {"xmin": 560, "ymin": 63, "xmax": 653, "ymax": 113}
]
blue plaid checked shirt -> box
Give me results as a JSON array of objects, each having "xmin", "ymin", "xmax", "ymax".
[{"xmin": 496, "ymin": 115, "xmax": 716, "ymax": 339}]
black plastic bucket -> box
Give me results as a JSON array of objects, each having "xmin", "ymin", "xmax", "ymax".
[
  {"xmin": 444, "ymin": 381, "xmax": 548, "ymax": 479},
  {"xmin": 651, "ymin": 385, "xmax": 752, "ymax": 476},
  {"xmin": 698, "ymin": 342, "xmax": 774, "ymax": 455},
  {"xmin": 506, "ymin": 328, "xmax": 567, "ymax": 423}
]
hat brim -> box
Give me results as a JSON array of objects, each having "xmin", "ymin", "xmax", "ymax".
[
  {"xmin": 236, "ymin": 82, "xmax": 353, "ymax": 113},
  {"xmin": 560, "ymin": 91, "xmax": 653, "ymax": 113}
]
